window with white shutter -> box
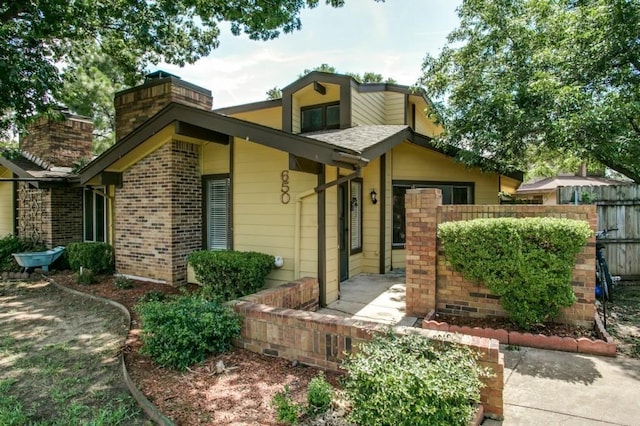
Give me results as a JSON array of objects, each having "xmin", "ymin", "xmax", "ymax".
[{"xmin": 205, "ymin": 176, "xmax": 230, "ymax": 250}]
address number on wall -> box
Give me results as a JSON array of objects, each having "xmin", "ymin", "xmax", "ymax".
[{"xmin": 281, "ymin": 170, "xmax": 290, "ymax": 204}]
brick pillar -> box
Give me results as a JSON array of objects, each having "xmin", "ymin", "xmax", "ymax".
[{"xmin": 405, "ymin": 188, "xmax": 441, "ymax": 316}]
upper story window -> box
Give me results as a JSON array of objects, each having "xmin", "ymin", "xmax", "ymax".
[{"xmin": 301, "ymin": 102, "xmax": 340, "ymax": 132}]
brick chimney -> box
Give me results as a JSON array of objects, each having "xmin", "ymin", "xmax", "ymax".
[
  {"xmin": 114, "ymin": 70, "xmax": 213, "ymax": 142},
  {"xmin": 19, "ymin": 111, "xmax": 94, "ymax": 168}
]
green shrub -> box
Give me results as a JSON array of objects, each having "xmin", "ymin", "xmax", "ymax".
[
  {"xmin": 66, "ymin": 242, "xmax": 114, "ymax": 274},
  {"xmin": 271, "ymin": 385, "xmax": 300, "ymax": 425},
  {"xmin": 188, "ymin": 250, "xmax": 274, "ymax": 301},
  {"xmin": 0, "ymin": 235, "xmax": 46, "ymax": 272},
  {"xmin": 76, "ymin": 268, "xmax": 95, "ymax": 285},
  {"xmin": 438, "ymin": 217, "xmax": 592, "ymax": 328},
  {"xmin": 138, "ymin": 290, "xmax": 167, "ymax": 303},
  {"xmin": 135, "ymin": 294, "xmax": 241, "ymax": 371},
  {"xmin": 306, "ymin": 373, "xmax": 333, "ymax": 417},
  {"xmin": 114, "ymin": 276, "xmax": 134, "ymax": 289},
  {"xmin": 342, "ymin": 332, "xmax": 488, "ymax": 426}
]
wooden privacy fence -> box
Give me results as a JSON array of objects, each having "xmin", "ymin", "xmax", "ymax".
[{"xmin": 557, "ymin": 184, "xmax": 640, "ymax": 279}]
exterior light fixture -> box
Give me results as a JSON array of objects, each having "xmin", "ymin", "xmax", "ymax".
[{"xmin": 370, "ymin": 189, "xmax": 378, "ymax": 205}]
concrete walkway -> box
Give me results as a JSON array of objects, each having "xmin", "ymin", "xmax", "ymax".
[
  {"xmin": 320, "ymin": 274, "xmax": 640, "ymax": 425},
  {"xmin": 319, "ymin": 272, "xmax": 418, "ymax": 327}
]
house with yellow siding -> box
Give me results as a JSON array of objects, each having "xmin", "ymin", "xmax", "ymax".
[{"xmin": 2, "ymin": 70, "xmax": 522, "ymax": 306}]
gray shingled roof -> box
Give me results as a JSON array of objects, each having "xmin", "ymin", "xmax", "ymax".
[
  {"xmin": 302, "ymin": 125, "xmax": 410, "ymax": 153},
  {"xmin": 0, "ymin": 151, "xmax": 73, "ymax": 180}
]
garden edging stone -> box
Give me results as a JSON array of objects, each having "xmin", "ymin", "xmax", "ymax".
[{"xmin": 422, "ymin": 311, "xmax": 616, "ymax": 357}]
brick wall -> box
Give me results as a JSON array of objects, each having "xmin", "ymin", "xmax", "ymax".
[
  {"xmin": 16, "ymin": 184, "xmax": 83, "ymax": 247},
  {"xmin": 115, "ymin": 76, "xmax": 212, "ymax": 141},
  {"xmin": 232, "ymin": 277, "xmax": 505, "ymax": 418},
  {"xmin": 20, "ymin": 115, "xmax": 93, "ymax": 167},
  {"xmin": 49, "ymin": 187, "xmax": 83, "ymax": 246},
  {"xmin": 115, "ymin": 140, "xmax": 201, "ymax": 285},
  {"xmin": 405, "ymin": 188, "xmax": 597, "ymax": 327}
]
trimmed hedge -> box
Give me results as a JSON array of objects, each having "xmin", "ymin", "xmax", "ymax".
[
  {"xmin": 135, "ymin": 294, "xmax": 241, "ymax": 371},
  {"xmin": 342, "ymin": 332, "xmax": 488, "ymax": 426},
  {"xmin": 438, "ymin": 217, "xmax": 592, "ymax": 328},
  {"xmin": 188, "ymin": 250, "xmax": 274, "ymax": 301},
  {"xmin": 0, "ymin": 235, "xmax": 46, "ymax": 272},
  {"xmin": 66, "ymin": 242, "xmax": 114, "ymax": 274}
]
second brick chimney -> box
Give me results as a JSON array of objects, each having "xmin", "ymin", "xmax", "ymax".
[
  {"xmin": 114, "ymin": 71, "xmax": 213, "ymax": 142},
  {"xmin": 20, "ymin": 112, "xmax": 94, "ymax": 168}
]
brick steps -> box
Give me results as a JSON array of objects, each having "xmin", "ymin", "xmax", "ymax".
[{"xmin": 422, "ymin": 313, "xmax": 616, "ymax": 357}]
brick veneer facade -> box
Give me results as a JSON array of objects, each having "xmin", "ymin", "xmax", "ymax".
[
  {"xmin": 17, "ymin": 183, "xmax": 83, "ymax": 247},
  {"xmin": 115, "ymin": 140, "xmax": 201, "ymax": 285},
  {"xmin": 232, "ymin": 277, "xmax": 505, "ymax": 418},
  {"xmin": 405, "ymin": 188, "xmax": 597, "ymax": 327},
  {"xmin": 20, "ymin": 115, "xmax": 93, "ymax": 168},
  {"xmin": 114, "ymin": 76, "xmax": 212, "ymax": 142}
]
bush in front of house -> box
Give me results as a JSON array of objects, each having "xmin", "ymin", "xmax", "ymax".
[
  {"xmin": 135, "ymin": 294, "xmax": 241, "ymax": 371},
  {"xmin": 438, "ymin": 217, "xmax": 592, "ymax": 328},
  {"xmin": 188, "ymin": 250, "xmax": 275, "ymax": 301},
  {"xmin": 341, "ymin": 332, "xmax": 489, "ymax": 426},
  {"xmin": 66, "ymin": 242, "xmax": 114, "ymax": 275},
  {"xmin": 0, "ymin": 235, "xmax": 46, "ymax": 272}
]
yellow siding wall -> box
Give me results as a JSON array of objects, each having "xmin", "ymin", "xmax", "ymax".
[
  {"xmin": 391, "ymin": 142, "xmax": 502, "ymax": 269},
  {"xmin": 352, "ymin": 89, "xmax": 385, "ymax": 126},
  {"xmin": 385, "ymin": 92, "xmax": 405, "ymax": 125},
  {"xmin": 324, "ymin": 166, "xmax": 339, "ymax": 303},
  {"xmin": 383, "ymin": 154, "xmax": 393, "ymax": 272},
  {"xmin": 359, "ymin": 158, "xmax": 382, "ymax": 274},
  {"xmin": 201, "ymin": 142, "xmax": 230, "ymax": 175},
  {"xmin": 411, "ymin": 96, "xmax": 442, "ymax": 137},
  {"xmin": 499, "ymin": 175, "xmax": 521, "ymax": 196},
  {"xmin": 232, "ymin": 138, "xmax": 318, "ymax": 288},
  {"xmin": 0, "ymin": 167, "xmax": 14, "ymax": 237},
  {"xmin": 292, "ymin": 83, "xmax": 341, "ymax": 133},
  {"xmin": 228, "ymin": 107, "xmax": 282, "ymax": 130}
]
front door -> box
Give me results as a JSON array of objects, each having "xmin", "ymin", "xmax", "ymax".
[{"xmin": 338, "ymin": 182, "xmax": 349, "ymax": 282}]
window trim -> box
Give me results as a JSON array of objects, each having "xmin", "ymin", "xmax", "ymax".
[
  {"xmin": 300, "ymin": 101, "xmax": 340, "ymax": 133},
  {"xmin": 392, "ymin": 180, "xmax": 475, "ymax": 249},
  {"xmin": 202, "ymin": 173, "xmax": 232, "ymax": 251},
  {"xmin": 350, "ymin": 178, "xmax": 363, "ymax": 255},
  {"xmin": 83, "ymin": 186, "xmax": 107, "ymax": 243}
]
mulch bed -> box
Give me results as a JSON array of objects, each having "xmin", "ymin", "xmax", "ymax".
[
  {"xmin": 49, "ymin": 271, "xmax": 344, "ymax": 425},
  {"xmin": 431, "ymin": 312, "xmax": 600, "ymax": 340}
]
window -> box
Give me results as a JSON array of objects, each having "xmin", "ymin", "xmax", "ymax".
[
  {"xmin": 301, "ymin": 102, "xmax": 340, "ymax": 132},
  {"xmin": 84, "ymin": 187, "xmax": 106, "ymax": 242},
  {"xmin": 350, "ymin": 179, "xmax": 363, "ymax": 253},
  {"xmin": 392, "ymin": 182, "xmax": 474, "ymax": 247},
  {"xmin": 204, "ymin": 175, "xmax": 231, "ymax": 250}
]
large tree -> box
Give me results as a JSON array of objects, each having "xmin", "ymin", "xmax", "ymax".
[
  {"xmin": 0, "ymin": 0, "xmax": 346, "ymax": 136},
  {"xmin": 421, "ymin": 0, "xmax": 640, "ymax": 181}
]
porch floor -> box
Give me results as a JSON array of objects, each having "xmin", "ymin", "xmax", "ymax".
[{"xmin": 318, "ymin": 270, "xmax": 418, "ymax": 327}]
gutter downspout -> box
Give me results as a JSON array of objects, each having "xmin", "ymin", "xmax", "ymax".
[{"xmin": 295, "ymin": 188, "xmax": 316, "ymax": 278}]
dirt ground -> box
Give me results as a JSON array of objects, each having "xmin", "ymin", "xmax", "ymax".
[
  {"xmin": 0, "ymin": 280, "xmax": 147, "ymax": 424},
  {"xmin": 603, "ymin": 283, "xmax": 640, "ymax": 358}
]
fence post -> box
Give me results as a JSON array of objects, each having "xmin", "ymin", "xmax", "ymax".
[{"xmin": 405, "ymin": 188, "xmax": 441, "ymax": 316}]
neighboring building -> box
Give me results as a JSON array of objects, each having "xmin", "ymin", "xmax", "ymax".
[
  {"xmin": 514, "ymin": 175, "xmax": 623, "ymax": 205},
  {"xmin": 2, "ymin": 71, "xmax": 523, "ymax": 305}
]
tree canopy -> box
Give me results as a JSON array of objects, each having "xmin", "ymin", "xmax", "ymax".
[
  {"xmin": 0, "ymin": 0, "xmax": 346, "ymax": 136},
  {"xmin": 421, "ymin": 0, "xmax": 640, "ymax": 182}
]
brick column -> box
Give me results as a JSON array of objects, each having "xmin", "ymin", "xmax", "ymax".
[{"xmin": 405, "ymin": 188, "xmax": 441, "ymax": 316}]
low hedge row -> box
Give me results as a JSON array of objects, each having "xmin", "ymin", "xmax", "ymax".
[
  {"xmin": 188, "ymin": 250, "xmax": 274, "ymax": 301},
  {"xmin": 438, "ymin": 217, "xmax": 592, "ymax": 328}
]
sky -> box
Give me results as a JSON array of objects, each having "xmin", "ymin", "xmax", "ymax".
[{"xmin": 159, "ymin": 0, "xmax": 463, "ymax": 108}]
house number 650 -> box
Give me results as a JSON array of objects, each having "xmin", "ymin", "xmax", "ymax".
[{"xmin": 281, "ymin": 170, "xmax": 290, "ymax": 204}]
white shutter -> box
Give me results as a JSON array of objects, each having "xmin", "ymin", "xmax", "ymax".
[
  {"xmin": 206, "ymin": 178, "xmax": 230, "ymax": 250},
  {"xmin": 350, "ymin": 181, "xmax": 362, "ymax": 251}
]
